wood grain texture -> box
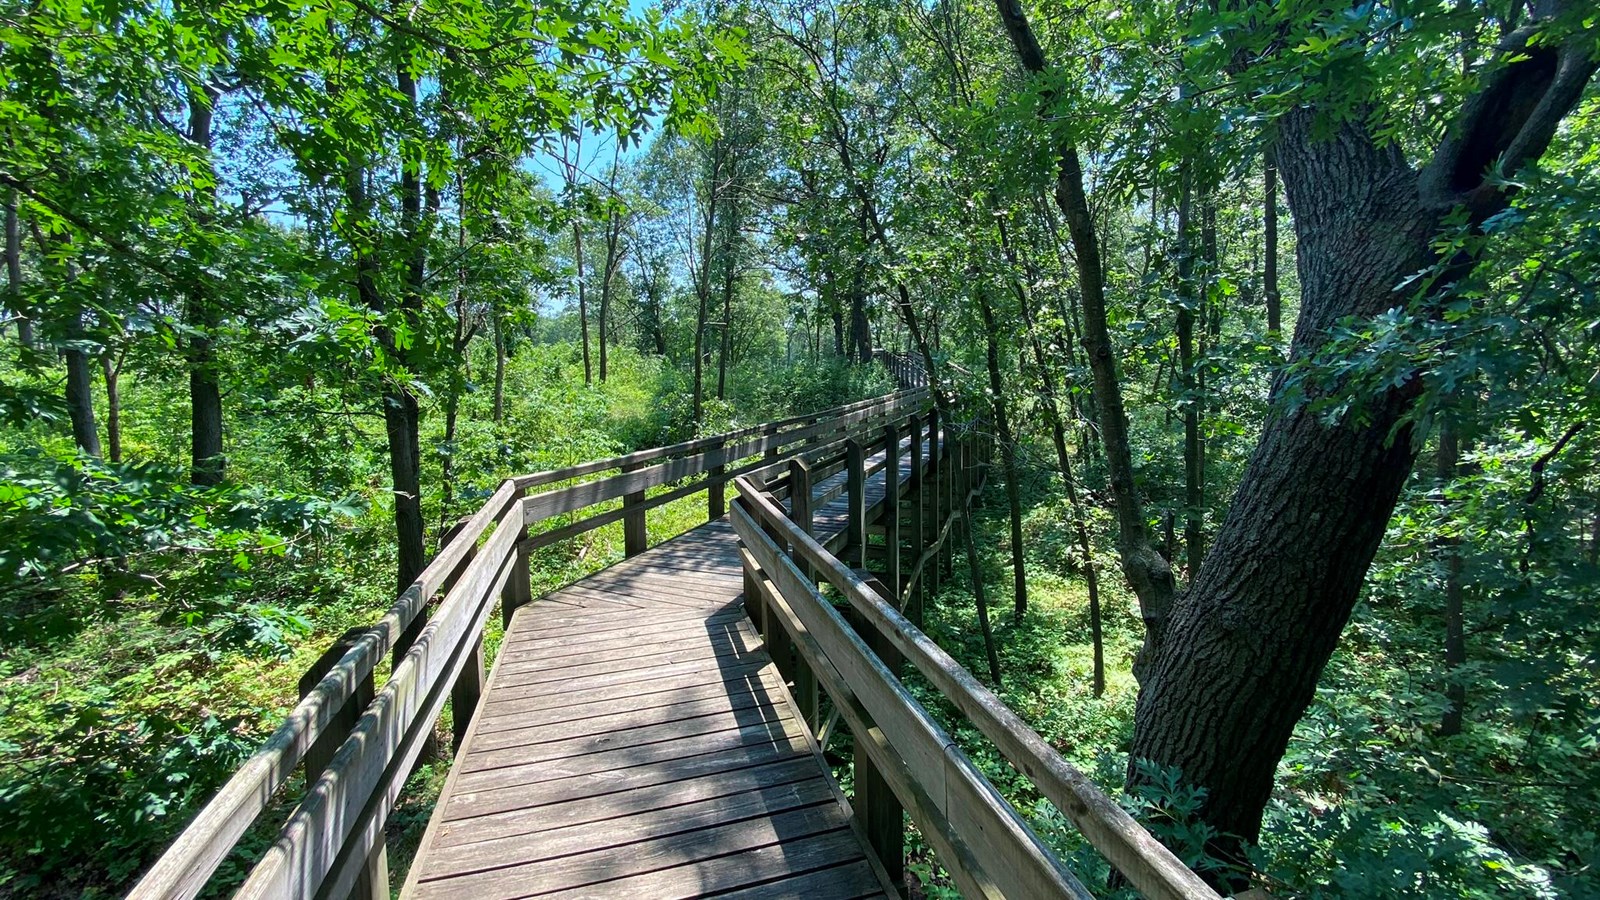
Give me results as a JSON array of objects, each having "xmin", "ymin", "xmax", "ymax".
[{"xmin": 399, "ymin": 438, "xmax": 917, "ymax": 900}]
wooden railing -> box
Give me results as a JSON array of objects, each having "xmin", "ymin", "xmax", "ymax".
[
  {"xmin": 874, "ymin": 348, "xmax": 929, "ymax": 389},
  {"xmin": 129, "ymin": 387, "xmax": 932, "ymax": 900},
  {"xmin": 731, "ymin": 422, "xmax": 1226, "ymax": 900}
]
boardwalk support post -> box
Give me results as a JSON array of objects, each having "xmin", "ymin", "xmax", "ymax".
[
  {"xmin": 298, "ymin": 629, "xmax": 388, "ymax": 900},
  {"xmin": 906, "ymin": 414, "xmax": 926, "ymax": 624}
]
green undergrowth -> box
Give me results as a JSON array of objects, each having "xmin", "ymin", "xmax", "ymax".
[
  {"xmin": 0, "ymin": 348, "xmax": 889, "ymax": 898},
  {"xmin": 888, "ymin": 456, "xmax": 1595, "ymax": 899}
]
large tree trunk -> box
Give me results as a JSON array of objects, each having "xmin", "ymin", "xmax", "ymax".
[
  {"xmin": 186, "ymin": 83, "xmax": 225, "ymax": 486},
  {"xmin": 848, "ymin": 263, "xmax": 871, "ymax": 364},
  {"xmin": 975, "ymin": 288, "xmax": 1027, "ymax": 618},
  {"xmin": 1130, "ymin": 16, "xmax": 1598, "ymax": 866},
  {"xmin": 990, "ymin": 0, "xmax": 1597, "ymax": 882}
]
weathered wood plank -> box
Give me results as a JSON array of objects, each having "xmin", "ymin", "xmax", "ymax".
[
  {"xmin": 431, "ymin": 758, "xmax": 827, "ymax": 849},
  {"xmin": 441, "ymin": 731, "xmax": 818, "ymax": 822},
  {"xmin": 422, "ymin": 777, "xmax": 840, "ymax": 880},
  {"xmin": 461, "ymin": 701, "xmax": 794, "ymax": 770},
  {"xmin": 525, "ymin": 829, "xmax": 878, "ymax": 900},
  {"xmin": 412, "ymin": 806, "xmax": 851, "ymax": 900}
]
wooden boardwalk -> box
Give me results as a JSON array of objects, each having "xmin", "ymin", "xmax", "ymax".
[{"xmin": 401, "ymin": 443, "xmax": 912, "ymax": 899}]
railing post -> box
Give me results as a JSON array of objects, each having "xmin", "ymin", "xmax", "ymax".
[
  {"xmin": 882, "ymin": 422, "xmax": 901, "ymax": 604},
  {"xmin": 708, "ymin": 437, "xmax": 727, "ymax": 521},
  {"xmin": 501, "ymin": 523, "xmax": 531, "ymax": 629},
  {"xmin": 848, "ymin": 572, "xmax": 906, "ymax": 887},
  {"xmin": 622, "ymin": 460, "xmax": 647, "ymax": 557},
  {"xmin": 299, "ymin": 629, "xmax": 387, "ymax": 900},
  {"xmin": 784, "ymin": 458, "xmax": 819, "ymax": 731},
  {"xmin": 846, "ymin": 439, "xmax": 866, "ymax": 569}
]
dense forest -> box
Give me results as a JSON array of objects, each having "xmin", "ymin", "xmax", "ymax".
[{"xmin": 1, "ymin": 0, "xmax": 1597, "ymax": 896}]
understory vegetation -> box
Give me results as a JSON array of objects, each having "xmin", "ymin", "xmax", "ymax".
[{"xmin": 3, "ymin": 0, "xmax": 1598, "ymax": 896}]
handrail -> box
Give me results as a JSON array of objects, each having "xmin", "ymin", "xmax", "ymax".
[
  {"xmin": 731, "ymin": 439, "xmax": 1224, "ymax": 899},
  {"xmin": 131, "ymin": 387, "xmax": 933, "ymax": 900}
]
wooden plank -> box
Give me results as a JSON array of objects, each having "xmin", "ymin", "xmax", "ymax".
[
  {"xmin": 524, "ymin": 829, "xmax": 875, "ymax": 900},
  {"xmin": 473, "ymin": 667, "xmax": 773, "ymax": 733},
  {"xmin": 476, "ymin": 658, "xmax": 772, "ymax": 715},
  {"xmin": 492, "ymin": 636, "xmax": 761, "ymax": 686},
  {"xmin": 451, "ymin": 704, "xmax": 802, "ymax": 793},
  {"xmin": 443, "ymin": 731, "xmax": 816, "ymax": 820},
  {"xmin": 129, "ymin": 479, "xmax": 522, "ymax": 900},
  {"xmin": 461, "ymin": 703, "xmax": 794, "ymax": 771},
  {"xmin": 495, "ymin": 609, "xmax": 750, "ymax": 656},
  {"xmin": 494, "ymin": 620, "xmax": 755, "ymax": 668},
  {"xmin": 411, "ymin": 805, "xmax": 852, "ymax": 900},
  {"xmin": 421, "ymin": 776, "xmax": 841, "ymax": 880},
  {"xmin": 711, "ymin": 861, "xmax": 888, "ymax": 900},
  {"xmin": 432, "ymin": 758, "xmax": 826, "ymax": 849},
  {"xmin": 473, "ymin": 683, "xmax": 773, "ymax": 745}
]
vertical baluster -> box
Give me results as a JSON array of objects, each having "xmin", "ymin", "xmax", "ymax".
[
  {"xmin": 882, "ymin": 421, "xmax": 901, "ymax": 604},
  {"xmin": 846, "ymin": 439, "xmax": 866, "ymax": 569}
]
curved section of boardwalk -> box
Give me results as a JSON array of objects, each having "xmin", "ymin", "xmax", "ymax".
[{"xmin": 401, "ymin": 446, "xmax": 912, "ymax": 899}]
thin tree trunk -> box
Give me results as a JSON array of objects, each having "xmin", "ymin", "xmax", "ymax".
[
  {"xmin": 975, "ymin": 288, "xmax": 1027, "ymax": 617},
  {"xmin": 1004, "ymin": 220, "xmax": 1105, "ymax": 693},
  {"xmin": 1264, "ymin": 150, "xmax": 1281, "ymax": 336},
  {"xmin": 493, "ymin": 311, "xmax": 507, "ymax": 423},
  {"xmin": 1438, "ymin": 418, "xmax": 1466, "ymax": 736},
  {"xmin": 65, "ymin": 339, "xmax": 100, "ymax": 457},
  {"xmin": 573, "ymin": 218, "xmax": 591, "ymax": 385},
  {"xmin": 961, "ymin": 505, "xmax": 1003, "ymax": 686},
  {"xmin": 5, "ymin": 187, "xmax": 28, "ymax": 350},
  {"xmin": 994, "ymin": 1, "xmax": 1175, "ymax": 669},
  {"xmin": 1177, "ymin": 169, "xmax": 1204, "ymax": 577},
  {"xmin": 716, "ymin": 219, "xmax": 737, "ymax": 401},
  {"xmin": 186, "ymin": 82, "xmax": 224, "ymax": 486},
  {"xmin": 101, "ymin": 352, "xmax": 121, "ymax": 463}
]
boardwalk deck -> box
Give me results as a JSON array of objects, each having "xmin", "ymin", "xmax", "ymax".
[{"xmin": 401, "ymin": 440, "xmax": 916, "ymax": 900}]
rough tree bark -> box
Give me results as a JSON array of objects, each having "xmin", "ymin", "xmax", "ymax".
[
  {"xmin": 993, "ymin": 0, "xmax": 1176, "ymax": 667},
  {"xmin": 1126, "ymin": 15, "xmax": 1599, "ymax": 881},
  {"xmin": 1175, "ymin": 168, "xmax": 1204, "ymax": 578},
  {"xmin": 994, "ymin": 0, "xmax": 1597, "ymax": 882}
]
